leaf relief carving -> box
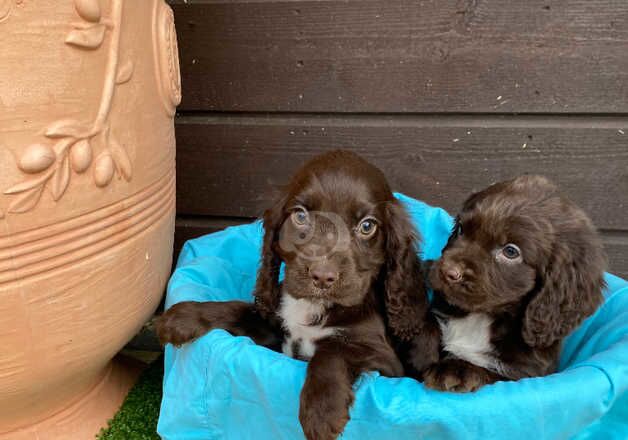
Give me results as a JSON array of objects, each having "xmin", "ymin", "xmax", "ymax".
[{"xmin": 65, "ymin": 23, "xmax": 106, "ymax": 49}]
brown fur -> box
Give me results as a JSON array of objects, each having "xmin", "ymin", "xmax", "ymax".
[
  {"xmin": 156, "ymin": 150, "xmax": 432, "ymax": 439},
  {"xmin": 417, "ymin": 175, "xmax": 606, "ymax": 392}
]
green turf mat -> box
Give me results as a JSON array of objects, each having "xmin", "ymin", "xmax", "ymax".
[{"xmin": 97, "ymin": 357, "xmax": 163, "ymax": 440}]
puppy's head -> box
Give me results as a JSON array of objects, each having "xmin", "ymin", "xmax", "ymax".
[
  {"xmin": 430, "ymin": 175, "xmax": 606, "ymax": 347},
  {"xmin": 254, "ymin": 150, "xmax": 419, "ymax": 315}
]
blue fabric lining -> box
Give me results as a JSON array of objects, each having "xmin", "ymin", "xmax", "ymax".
[{"xmin": 159, "ymin": 194, "xmax": 628, "ymax": 439}]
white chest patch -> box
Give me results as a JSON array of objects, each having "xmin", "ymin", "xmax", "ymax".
[
  {"xmin": 437, "ymin": 313, "xmax": 502, "ymax": 373},
  {"xmin": 278, "ymin": 293, "xmax": 337, "ymax": 360}
]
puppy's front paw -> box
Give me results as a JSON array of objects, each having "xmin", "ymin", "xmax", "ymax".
[
  {"xmin": 154, "ymin": 302, "xmax": 206, "ymax": 346},
  {"xmin": 299, "ymin": 380, "xmax": 353, "ymax": 440},
  {"xmin": 406, "ymin": 321, "xmax": 441, "ymax": 375},
  {"xmin": 423, "ymin": 359, "xmax": 497, "ymax": 393}
]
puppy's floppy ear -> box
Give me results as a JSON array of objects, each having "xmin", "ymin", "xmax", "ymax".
[
  {"xmin": 383, "ymin": 200, "xmax": 429, "ymax": 341},
  {"xmin": 522, "ymin": 219, "xmax": 606, "ymax": 348},
  {"xmin": 254, "ymin": 194, "xmax": 288, "ymax": 319}
]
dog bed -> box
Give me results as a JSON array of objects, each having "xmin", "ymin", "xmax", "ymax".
[{"xmin": 158, "ymin": 194, "xmax": 628, "ymax": 440}]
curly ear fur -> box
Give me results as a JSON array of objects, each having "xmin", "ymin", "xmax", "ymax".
[
  {"xmin": 253, "ymin": 195, "xmax": 287, "ymax": 319},
  {"xmin": 383, "ymin": 201, "xmax": 429, "ymax": 341},
  {"xmin": 522, "ymin": 216, "xmax": 606, "ymax": 348}
]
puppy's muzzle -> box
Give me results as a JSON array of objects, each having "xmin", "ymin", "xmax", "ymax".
[
  {"xmin": 441, "ymin": 263, "xmax": 463, "ymax": 284},
  {"xmin": 308, "ymin": 262, "xmax": 339, "ymax": 290}
]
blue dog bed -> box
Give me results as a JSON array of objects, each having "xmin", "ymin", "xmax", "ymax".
[{"xmin": 159, "ymin": 194, "xmax": 628, "ymax": 440}]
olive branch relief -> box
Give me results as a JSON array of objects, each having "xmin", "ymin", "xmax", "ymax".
[
  {"xmin": 1, "ymin": 0, "xmax": 133, "ymax": 218},
  {"xmin": 0, "ymin": 0, "xmax": 25, "ymax": 24}
]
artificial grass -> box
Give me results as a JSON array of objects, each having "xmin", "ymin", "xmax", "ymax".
[{"xmin": 97, "ymin": 357, "xmax": 163, "ymax": 440}]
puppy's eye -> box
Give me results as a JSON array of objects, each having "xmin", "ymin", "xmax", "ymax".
[
  {"xmin": 456, "ymin": 222, "xmax": 463, "ymax": 236},
  {"xmin": 291, "ymin": 207, "xmax": 309, "ymax": 226},
  {"xmin": 357, "ymin": 218, "xmax": 378, "ymax": 237},
  {"xmin": 501, "ymin": 244, "xmax": 521, "ymax": 260}
]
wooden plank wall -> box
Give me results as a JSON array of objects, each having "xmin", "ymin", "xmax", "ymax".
[{"xmin": 168, "ymin": 0, "xmax": 628, "ymax": 278}]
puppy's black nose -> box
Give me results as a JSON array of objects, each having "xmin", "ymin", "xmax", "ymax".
[
  {"xmin": 309, "ymin": 264, "xmax": 338, "ymax": 289},
  {"xmin": 443, "ymin": 266, "xmax": 462, "ymax": 283}
]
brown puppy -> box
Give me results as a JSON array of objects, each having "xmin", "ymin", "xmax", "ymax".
[
  {"xmin": 156, "ymin": 151, "xmax": 431, "ymax": 439},
  {"xmin": 417, "ymin": 175, "xmax": 606, "ymax": 392}
]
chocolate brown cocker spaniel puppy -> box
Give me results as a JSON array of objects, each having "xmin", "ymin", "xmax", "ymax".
[
  {"xmin": 156, "ymin": 151, "xmax": 432, "ymax": 440},
  {"xmin": 390, "ymin": 175, "xmax": 606, "ymax": 392}
]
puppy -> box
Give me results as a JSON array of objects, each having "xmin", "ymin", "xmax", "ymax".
[
  {"xmin": 391, "ymin": 175, "xmax": 606, "ymax": 392},
  {"xmin": 156, "ymin": 150, "xmax": 431, "ymax": 439}
]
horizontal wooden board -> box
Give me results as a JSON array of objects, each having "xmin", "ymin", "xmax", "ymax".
[
  {"xmin": 174, "ymin": 218, "xmax": 628, "ymax": 280},
  {"xmin": 601, "ymin": 231, "xmax": 628, "ymax": 280},
  {"xmin": 170, "ymin": 0, "xmax": 628, "ymax": 113},
  {"xmin": 174, "ymin": 216, "xmax": 249, "ymax": 258},
  {"xmin": 174, "ymin": 114, "xmax": 628, "ymax": 230}
]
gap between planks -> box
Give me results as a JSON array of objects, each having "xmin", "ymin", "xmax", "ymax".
[{"xmin": 175, "ymin": 112, "xmax": 628, "ymax": 129}]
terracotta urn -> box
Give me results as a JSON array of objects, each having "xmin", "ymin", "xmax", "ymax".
[{"xmin": 0, "ymin": 0, "xmax": 179, "ymax": 438}]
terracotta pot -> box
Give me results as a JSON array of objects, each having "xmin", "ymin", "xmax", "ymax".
[{"xmin": 0, "ymin": 0, "xmax": 179, "ymax": 437}]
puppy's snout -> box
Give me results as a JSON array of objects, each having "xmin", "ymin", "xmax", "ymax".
[
  {"xmin": 442, "ymin": 264, "xmax": 462, "ymax": 284},
  {"xmin": 309, "ymin": 263, "xmax": 338, "ymax": 290}
]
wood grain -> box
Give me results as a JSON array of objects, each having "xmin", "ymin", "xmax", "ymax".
[
  {"xmin": 170, "ymin": 0, "xmax": 628, "ymax": 113},
  {"xmin": 174, "ymin": 218, "xmax": 628, "ymax": 280},
  {"xmin": 166, "ymin": 0, "xmax": 628, "ymax": 279},
  {"xmin": 174, "ymin": 216, "xmax": 249, "ymax": 259},
  {"xmin": 175, "ymin": 114, "xmax": 628, "ymax": 230}
]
